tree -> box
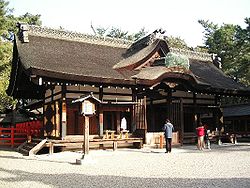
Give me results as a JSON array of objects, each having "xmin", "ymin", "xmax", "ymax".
[
  {"xmin": 0, "ymin": 0, "xmax": 42, "ymax": 112},
  {"xmin": 199, "ymin": 18, "xmax": 250, "ymax": 85},
  {"xmin": 93, "ymin": 25, "xmax": 193, "ymax": 51},
  {"xmin": 234, "ymin": 18, "xmax": 250, "ymax": 85},
  {"xmin": 93, "ymin": 25, "xmax": 148, "ymax": 41},
  {"xmin": 166, "ymin": 36, "xmax": 190, "ymax": 50}
]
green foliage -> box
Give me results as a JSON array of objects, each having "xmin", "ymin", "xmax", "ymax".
[
  {"xmin": 95, "ymin": 26, "xmax": 108, "ymax": 36},
  {"xmin": 192, "ymin": 46, "xmax": 208, "ymax": 53},
  {"xmin": 0, "ymin": 0, "xmax": 42, "ymax": 112},
  {"xmin": 94, "ymin": 25, "xmax": 195, "ymax": 51},
  {"xmin": 164, "ymin": 52, "xmax": 190, "ymax": 69},
  {"xmin": 0, "ymin": 0, "xmax": 11, "ymax": 36},
  {"xmin": 17, "ymin": 12, "xmax": 42, "ymax": 25},
  {"xmin": 106, "ymin": 27, "xmax": 128, "ymax": 39},
  {"xmin": 129, "ymin": 27, "xmax": 148, "ymax": 41},
  {"xmin": 0, "ymin": 41, "xmax": 13, "ymax": 112},
  {"xmin": 166, "ymin": 36, "xmax": 190, "ymax": 50},
  {"xmin": 199, "ymin": 18, "xmax": 250, "ymax": 86},
  {"xmin": 94, "ymin": 26, "xmax": 148, "ymax": 41}
]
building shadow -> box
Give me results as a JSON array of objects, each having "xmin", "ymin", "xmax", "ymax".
[{"xmin": 0, "ymin": 167, "xmax": 249, "ymax": 188}]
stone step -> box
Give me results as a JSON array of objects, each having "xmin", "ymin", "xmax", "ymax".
[{"xmin": 19, "ymin": 147, "xmax": 29, "ymax": 156}]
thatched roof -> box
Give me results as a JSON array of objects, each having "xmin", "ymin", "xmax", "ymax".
[{"xmin": 7, "ymin": 24, "xmax": 250, "ymax": 99}]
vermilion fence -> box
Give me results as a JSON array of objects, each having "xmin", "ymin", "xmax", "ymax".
[{"xmin": 0, "ymin": 120, "xmax": 41, "ymax": 147}]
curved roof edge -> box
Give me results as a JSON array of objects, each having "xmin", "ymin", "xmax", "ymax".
[{"xmin": 132, "ymin": 66, "xmax": 208, "ymax": 88}]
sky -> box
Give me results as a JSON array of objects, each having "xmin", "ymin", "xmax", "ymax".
[{"xmin": 7, "ymin": 0, "xmax": 250, "ymax": 47}]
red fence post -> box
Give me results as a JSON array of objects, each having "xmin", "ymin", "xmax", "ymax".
[
  {"xmin": 11, "ymin": 127, "xmax": 14, "ymax": 148},
  {"xmin": 27, "ymin": 124, "xmax": 31, "ymax": 142}
]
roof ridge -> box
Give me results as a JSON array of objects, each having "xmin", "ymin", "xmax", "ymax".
[
  {"xmin": 169, "ymin": 47, "xmax": 212, "ymax": 61},
  {"xmin": 24, "ymin": 24, "xmax": 134, "ymax": 48},
  {"xmin": 18, "ymin": 23, "xmax": 212, "ymax": 61}
]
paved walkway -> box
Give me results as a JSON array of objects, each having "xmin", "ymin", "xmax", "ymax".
[{"xmin": 0, "ymin": 143, "xmax": 250, "ymax": 188}]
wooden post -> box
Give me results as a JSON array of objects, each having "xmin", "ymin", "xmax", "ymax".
[
  {"xmin": 61, "ymin": 98, "xmax": 67, "ymax": 138},
  {"xmin": 11, "ymin": 104, "xmax": 16, "ymax": 129},
  {"xmin": 49, "ymin": 142, "xmax": 54, "ymax": 155},
  {"xmin": 99, "ymin": 87, "xmax": 104, "ymax": 137},
  {"xmin": 150, "ymin": 99, "xmax": 155, "ymax": 132},
  {"xmin": 55, "ymin": 101, "xmax": 60, "ymax": 137},
  {"xmin": 113, "ymin": 141, "xmax": 117, "ymax": 151},
  {"xmin": 61, "ymin": 85, "xmax": 67, "ymax": 138},
  {"xmin": 193, "ymin": 92, "xmax": 198, "ymax": 130},
  {"xmin": 167, "ymin": 90, "xmax": 172, "ymax": 121},
  {"xmin": 131, "ymin": 88, "xmax": 137, "ymax": 132},
  {"xmin": 180, "ymin": 98, "xmax": 184, "ymax": 145},
  {"xmin": 99, "ymin": 111, "xmax": 104, "ymax": 137},
  {"xmin": 83, "ymin": 116, "xmax": 90, "ymax": 155},
  {"xmin": 143, "ymin": 96, "xmax": 147, "ymax": 130},
  {"xmin": 116, "ymin": 111, "xmax": 121, "ymax": 134},
  {"xmin": 160, "ymin": 134, "xmax": 163, "ymax": 149}
]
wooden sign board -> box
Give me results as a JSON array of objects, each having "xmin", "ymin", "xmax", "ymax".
[{"xmin": 81, "ymin": 100, "xmax": 95, "ymax": 116}]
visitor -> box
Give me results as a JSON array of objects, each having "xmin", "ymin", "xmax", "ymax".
[
  {"xmin": 196, "ymin": 122, "xmax": 205, "ymax": 150},
  {"xmin": 162, "ymin": 119, "xmax": 174, "ymax": 153}
]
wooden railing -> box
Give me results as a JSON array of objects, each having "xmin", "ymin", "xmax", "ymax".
[{"xmin": 0, "ymin": 122, "xmax": 41, "ymax": 147}]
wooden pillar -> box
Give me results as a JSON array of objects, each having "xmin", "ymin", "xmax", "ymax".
[
  {"xmin": 55, "ymin": 101, "xmax": 60, "ymax": 137},
  {"xmin": 49, "ymin": 142, "xmax": 54, "ymax": 155},
  {"xmin": 214, "ymin": 95, "xmax": 221, "ymax": 131},
  {"xmin": 99, "ymin": 111, "xmax": 104, "ymax": 137},
  {"xmin": 193, "ymin": 92, "xmax": 198, "ymax": 130},
  {"xmin": 99, "ymin": 87, "xmax": 103, "ymax": 101},
  {"xmin": 51, "ymin": 88, "xmax": 55, "ymax": 134},
  {"xmin": 42, "ymin": 93, "xmax": 45, "ymax": 138},
  {"xmin": 143, "ymin": 96, "xmax": 147, "ymax": 130},
  {"xmin": 150, "ymin": 99, "xmax": 155, "ymax": 132},
  {"xmin": 83, "ymin": 116, "xmax": 90, "ymax": 154},
  {"xmin": 61, "ymin": 85, "xmax": 67, "ymax": 138},
  {"xmin": 180, "ymin": 98, "xmax": 184, "ymax": 145},
  {"xmin": 167, "ymin": 90, "xmax": 172, "ymax": 121},
  {"xmin": 131, "ymin": 88, "xmax": 137, "ymax": 132},
  {"xmin": 11, "ymin": 104, "xmax": 16, "ymax": 127},
  {"xmin": 116, "ymin": 111, "xmax": 121, "ymax": 134},
  {"xmin": 99, "ymin": 87, "xmax": 104, "ymax": 137}
]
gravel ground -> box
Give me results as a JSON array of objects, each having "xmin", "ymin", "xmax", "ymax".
[{"xmin": 0, "ymin": 143, "xmax": 250, "ymax": 188}]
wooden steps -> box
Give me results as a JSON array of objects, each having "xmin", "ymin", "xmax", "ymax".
[{"xmin": 17, "ymin": 138, "xmax": 46, "ymax": 156}]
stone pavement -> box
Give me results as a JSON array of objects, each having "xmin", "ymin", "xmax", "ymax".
[{"xmin": 0, "ymin": 143, "xmax": 250, "ymax": 188}]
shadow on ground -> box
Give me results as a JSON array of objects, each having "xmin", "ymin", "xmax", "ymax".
[{"xmin": 0, "ymin": 167, "xmax": 249, "ymax": 188}]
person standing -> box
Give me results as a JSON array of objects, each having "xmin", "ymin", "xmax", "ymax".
[
  {"xmin": 196, "ymin": 122, "xmax": 205, "ymax": 150},
  {"xmin": 203, "ymin": 123, "xmax": 211, "ymax": 150},
  {"xmin": 163, "ymin": 119, "xmax": 174, "ymax": 153}
]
